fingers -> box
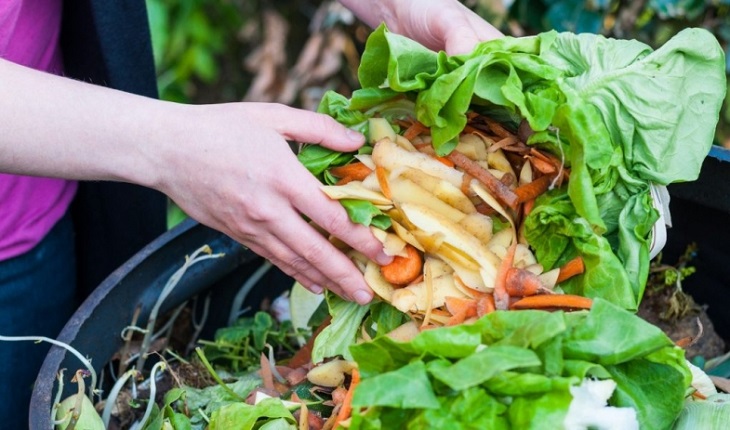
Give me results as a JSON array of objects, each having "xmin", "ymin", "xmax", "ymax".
[
  {"xmin": 444, "ymin": 20, "xmax": 504, "ymax": 56},
  {"xmin": 436, "ymin": 4, "xmax": 504, "ymax": 55},
  {"xmin": 241, "ymin": 103, "xmax": 366, "ymax": 152},
  {"xmin": 248, "ymin": 211, "xmax": 376, "ymax": 304},
  {"xmin": 247, "ymin": 119, "xmax": 391, "ymax": 269},
  {"xmin": 288, "ymin": 170, "xmax": 392, "ymax": 264}
]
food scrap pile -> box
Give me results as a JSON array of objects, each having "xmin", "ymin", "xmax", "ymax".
[{"xmin": 319, "ymin": 112, "xmax": 592, "ymax": 328}]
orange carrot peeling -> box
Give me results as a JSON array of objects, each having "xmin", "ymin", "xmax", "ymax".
[
  {"xmin": 445, "ymin": 296, "xmax": 477, "ymax": 326},
  {"xmin": 510, "ymin": 294, "xmax": 593, "ymax": 311},
  {"xmin": 514, "ymin": 175, "xmax": 554, "ymax": 204},
  {"xmin": 493, "ymin": 241, "xmax": 518, "ymax": 310},
  {"xmin": 329, "ymin": 162, "xmax": 372, "ymax": 181},
  {"xmin": 528, "ymin": 155, "xmax": 557, "ymax": 174},
  {"xmin": 556, "ymin": 256, "xmax": 585, "ymax": 284},
  {"xmin": 332, "ymin": 368, "xmax": 361, "ymax": 429},
  {"xmin": 476, "ymin": 293, "xmax": 496, "ymax": 317},
  {"xmin": 335, "ymin": 176, "xmax": 356, "ymax": 186},
  {"xmin": 380, "ymin": 244, "xmax": 423, "ymax": 285},
  {"xmin": 403, "ymin": 121, "xmax": 428, "ymax": 141},
  {"xmin": 504, "ymin": 267, "xmax": 549, "ymax": 297},
  {"xmin": 446, "ymin": 309, "xmax": 468, "ymax": 326},
  {"xmin": 375, "ymin": 166, "xmax": 392, "ymax": 200},
  {"xmin": 522, "ymin": 199, "xmax": 535, "ymax": 217},
  {"xmin": 447, "ymin": 150, "xmax": 520, "ymax": 209}
]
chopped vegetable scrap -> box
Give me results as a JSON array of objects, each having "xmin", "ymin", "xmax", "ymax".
[{"xmin": 315, "ymin": 115, "xmax": 587, "ymax": 327}]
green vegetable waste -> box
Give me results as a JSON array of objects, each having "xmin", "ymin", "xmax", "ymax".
[
  {"xmin": 310, "ymin": 296, "xmax": 690, "ymax": 430},
  {"xmin": 301, "ymin": 24, "xmax": 726, "ymax": 311}
]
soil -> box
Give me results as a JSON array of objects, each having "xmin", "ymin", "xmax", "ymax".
[{"xmin": 638, "ymin": 270, "xmax": 726, "ymax": 361}]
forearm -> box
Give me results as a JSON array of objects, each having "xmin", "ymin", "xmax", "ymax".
[{"xmin": 0, "ymin": 58, "xmax": 175, "ymax": 187}]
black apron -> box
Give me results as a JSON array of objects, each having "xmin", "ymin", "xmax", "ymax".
[{"xmin": 60, "ymin": 0, "xmax": 167, "ymax": 298}]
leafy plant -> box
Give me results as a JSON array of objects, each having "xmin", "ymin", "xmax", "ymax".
[
  {"xmin": 647, "ymin": 244, "xmax": 701, "ymax": 321},
  {"xmin": 146, "ymin": 0, "xmax": 256, "ymax": 103},
  {"xmin": 199, "ymin": 311, "xmax": 306, "ymax": 373}
]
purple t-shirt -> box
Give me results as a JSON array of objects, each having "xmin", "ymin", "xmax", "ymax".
[{"xmin": 0, "ymin": 0, "xmax": 77, "ymax": 260}]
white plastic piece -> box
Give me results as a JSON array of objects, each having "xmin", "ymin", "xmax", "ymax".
[{"xmin": 649, "ymin": 183, "xmax": 670, "ymax": 260}]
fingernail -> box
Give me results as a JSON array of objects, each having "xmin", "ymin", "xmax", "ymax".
[
  {"xmin": 310, "ymin": 284, "xmax": 323, "ymax": 294},
  {"xmin": 346, "ymin": 129, "xmax": 364, "ymax": 142},
  {"xmin": 353, "ymin": 290, "xmax": 372, "ymax": 305},
  {"xmin": 375, "ymin": 251, "xmax": 393, "ymax": 266}
]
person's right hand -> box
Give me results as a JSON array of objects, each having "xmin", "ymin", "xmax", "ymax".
[
  {"xmin": 340, "ymin": 0, "xmax": 504, "ymax": 55},
  {"xmin": 153, "ymin": 102, "xmax": 393, "ymax": 304}
]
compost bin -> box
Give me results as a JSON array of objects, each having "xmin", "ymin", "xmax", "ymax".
[
  {"xmin": 29, "ymin": 147, "xmax": 730, "ymax": 429},
  {"xmin": 663, "ymin": 145, "xmax": 730, "ymax": 343},
  {"xmin": 29, "ymin": 218, "xmax": 293, "ymax": 429}
]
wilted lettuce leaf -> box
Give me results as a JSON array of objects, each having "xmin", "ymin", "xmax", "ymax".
[
  {"xmin": 340, "ymin": 199, "xmax": 392, "ymax": 230},
  {"xmin": 352, "ymin": 361, "xmax": 440, "ymax": 409},
  {"xmin": 207, "ymin": 397, "xmax": 296, "ymax": 430},
  {"xmin": 311, "ymin": 293, "xmax": 371, "ymax": 363}
]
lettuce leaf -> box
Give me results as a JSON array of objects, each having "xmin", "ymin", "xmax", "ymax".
[
  {"xmin": 208, "ymin": 397, "xmax": 296, "ymax": 430},
  {"xmin": 311, "ymin": 294, "xmax": 370, "ymax": 363}
]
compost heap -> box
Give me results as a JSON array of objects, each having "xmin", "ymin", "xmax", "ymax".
[{"xmin": 294, "ymin": 24, "xmax": 726, "ymax": 430}]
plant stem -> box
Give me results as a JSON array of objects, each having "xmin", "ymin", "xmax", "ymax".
[{"xmin": 194, "ymin": 347, "xmax": 245, "ymax": 402}]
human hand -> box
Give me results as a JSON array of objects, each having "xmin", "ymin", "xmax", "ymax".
[
  {"xmin": 340, "ymin": 0, "xmax": 503, "ymax": 55},
  {"xmin": 155, "ymin": 102, "xmax": 392, "ymax": 304}
]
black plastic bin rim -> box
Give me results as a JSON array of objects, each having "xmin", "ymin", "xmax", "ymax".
[{"xmin": 29, "ymin": 219, "xmax": 255, "ymax": 429}]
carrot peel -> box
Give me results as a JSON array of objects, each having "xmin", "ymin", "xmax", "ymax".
[
  {"xmin": 332, "ymin": 368, "xmax": 360, "ymax": 429},
  {"xmin": 375, "ymin": 166, "xmax": 392, "ymax": 200},
  {"xmin": 556, "ymin": 256, "xmax": 585, "ymax": 284},
  {"xmin": 509, "ymin": 294, "xmax": 593, "ymax": 311},
  {"xmin": 447, "ymin": 150, "xmax": 520, "ymax": 210},
  {"xmin": 493, "ymin": 241, "xmax": 517, "ymax": 310},
  {"xmin": 514, "ymin": 175, "xmax": 554, "ymax": 204},
  {"xmin": 329, "ymin": 162, "xmax": 372, "ymax": 182},
  {"xmin": 476, "ymin": 293, "xmax": 496, "ymax": 317},
  {"xmin": 445, "ymin": 296, "xmax": 477, "ymax": 325},
  {"xmin": 504, "ymin": 267, "xmax": 549, "ymax": 297},
  {"xmin": 403, "ymin": 121, "xmax": 428, "ymax": 141},
  {"xmin": 380, "ymin": 244, "xmax": 423, "ymax": 285}
]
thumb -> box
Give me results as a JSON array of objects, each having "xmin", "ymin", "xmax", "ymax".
[
  {"xmin": 445, "ymin": 32, "xmax": 483, "ymax": 56},
  {"xmin": 444, "ymin": 25, "xmax": 504, "ymax": 56},
  {"xmin": 256, "ymin": 104, "xmax": 365, "ymax": 151}
]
